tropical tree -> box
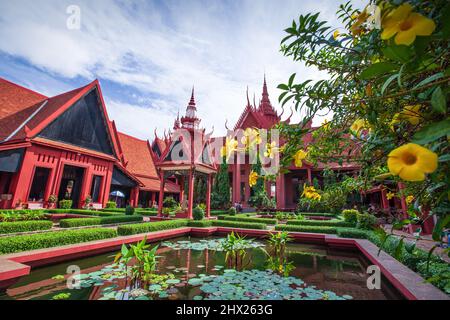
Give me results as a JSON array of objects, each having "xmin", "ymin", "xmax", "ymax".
[
  {"xmin": 211, "ymin": 157, "xmax": 231, "ymax": 209},
  {"xmin": 277, "ymin": 0, "xmax": 449, "ymax": 250}
]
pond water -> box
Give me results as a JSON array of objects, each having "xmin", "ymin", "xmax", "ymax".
[{"xmin": 0, "ymin": 236, "xmax": 403, "ymax": 300}]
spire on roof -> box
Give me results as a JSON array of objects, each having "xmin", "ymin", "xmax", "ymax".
[
  {"xmin": 246, "ymin": 86, "xmax": 251, "ymax": 108},
  {"xmin": 259, "ymin": 74, "xmax": 276, "ymax": 116},
  {"xmin": 181, "ymin": 86, "xmax": 201, "ymax": 129}
]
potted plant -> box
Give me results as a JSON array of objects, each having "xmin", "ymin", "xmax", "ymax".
[
  {"xmin": 47, "ymin": 194, "xmax": 58, "ymax": 209},
  {"xmin": 84, "ymin": 195, "xmax": 92, "ymax": 209},
  {"xmin": 162, "ymin": 207, "xmax": 171, "ymax": 218}
]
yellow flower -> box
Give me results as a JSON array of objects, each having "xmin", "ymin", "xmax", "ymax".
[
  {"xmin": 365, "ymin": 84, "xmax": 373, "ymax": 97},
  {"xmin": 249, "ymin": 171, "xmax": 258, "ymax": 188},
  {"xmin": 390, "ymin": 113, "xmax": 401, "ymax": 131},
  {"xmin": 350, "ymin": 119, "xmax": 369, "ymax": 136},
  {"xmin": 405, "ymin": 195, "xmax": 414, "ymax": 205},
  {"xmin": 302, "ymin": 185, "xmax": 321, "ymax": 201},
  {"xmin": 350, "ymin": 10, "xmax": 369, "ymax": 36},
  {"xmin": 387, "ymin": 143, "xmax": 438, "ymax": 181},
  {"xmin": 333, "ymin": 30, "xmax": 340, "ymax": 40},
  {"xmin": 264, "ymin": 141, "xmax": 278, "ymax": 159},
  {"xmin": 321, "ymin": 119, "xmax": 331, "ymax": 131},
  {"xmin": 220, "ymin": 137, "xmax": 238, "ymax": 158},
  {"xmin": 386, "ymin": 192, "xmax": 395, "ymax": 200},
  {"xmin": 381, "ymin": 3, "xmax": 436, "ymax": 46},
  {"xmin": 400, "ymin": 105, "xmax": 421, "ymax": 125},
  {"xmin": 241, "ymin": 128, "xmax": 261, "ymax": 147},
  {"xmin": 293, "ymin": 150, "xmax": 307, "ymax": 167}
]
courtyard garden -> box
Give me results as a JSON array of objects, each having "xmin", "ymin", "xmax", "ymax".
[{"xmin": 0, "ymin": 0, "xmax": 448, "ymax": 302}]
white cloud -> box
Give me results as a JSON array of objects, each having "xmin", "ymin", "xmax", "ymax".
[{"xmin": 0, "ymin": 0, "xmax": 366, "ymax": 139}]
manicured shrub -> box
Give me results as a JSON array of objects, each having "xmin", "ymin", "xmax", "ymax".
[
  {"xmin": 0, "ymin": 220, "xmax": 53, "ymax": 234},
  {"xmin": 0, "ymin": 228, "xmax": 117, "ymax": 254},
  {"xmin": 59, "ymin": 215, "xmax": 142, "ymax": 228},
  {"xmin": 336, "ymin": 228, "xmax": 370, "ymax": 239},
  {"xmin": 211, "ymin": 220, "xmax": 266, "ymax": 230},
  {"xmin": 59, "ymin": 199, "xmax": 73, "ymax": 209},
  {"xmin": 297, "ymin": 212, "xmax": 336, "ymax": 218},
  {"xmin": 342, "ymin": 209, "xmax": 359, "ymax": 224},
  {"xmin": 117, "ymin": 219, "xmax": 188, "ymax": 236},
  {"xmin": 163, "ymin": 196, "xmax": 178, "ymax": 209},
  {"xmin": 0, "ymin": 210, "xmax": 47, "ymax": 222},
  {"xmin": 286, "ymin": 219, "xmax": 354, "ymax": 228},
  {"xmin": 228, "ymin": 207, "xmax": 237, "ymax": 216},
  {"xmin": 187, "ymin": 220, "xmax": 213, "ymax": 227},
  {"xmin": 136, "ymin": 210, "xmax": 158, "ymax": 216},
  {"xmin": 275, "ymin": 224, "xmax": 338, "ymax": 234},
  {"xmin": 105, "ymin": 201, "xmax": 117, "ymax": 208},
  {"xmin": 125, "ymin": 205, "xmax": 135, "ymax": 216},
  {"xmin": 357, "ymin": 213, "xmax": 377, "ymax": 230},
  {"xmin": 193, "ymin": 206, "xmax": 205, "ymax": 221},
  {"xmin": 46, "ymin": 209, "xmax": 119, "ymax": 216},
  {"xmin": 222, "ymin": 216, "xmax": 277, "ymax": 225}
]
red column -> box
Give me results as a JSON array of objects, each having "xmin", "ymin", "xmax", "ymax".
[
  {"xmin": 307, "ymin": 168, "xmax": 312, "ymax": 184},
  {"xmin": 380, "ymin": 187, "xmax": 389, "ymax": 214},
  {"xmin": 158, "ymin": 171, "xmax": 165, "ymax": 217},
  {"xmin": 131, "ymin": 187, "xmax": 139, "ymax": 207},
  {"xmin": 102, "ymin": 163, "xmax": 114, "ymax": 208},
  {"xmin": 179, "ymin": 175, "xmax": 185, "ymax": 205},
  {"xmin": 234, "ymin": 163, "xmax": 241, "ymax": 203},
  {"xmin": 79, "ymin": 165, "xmax": 93, "ymax": 208},
  {"xmin": 187, "ymin": 169, "xmax": 194, "ymax": 219},
  {"xmin": 276, "ymin": 173, "xmax": 285, "ymax": 210},
  {"xmin": 205, "ymin": 173, "xmax": 212, "ymax": 218},
  {"xmin": 151, "ymin": 192, "xmax": 156, "ymax": 207},
  {"xmin": 10, "ymin": 149, "xmax": 34, "ymax": 209}
]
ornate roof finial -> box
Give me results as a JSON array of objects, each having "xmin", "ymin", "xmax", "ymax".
[
  {"xmin": 189, "ymin": 86, "xmax": 195, "ymax": 105},
  {"xmin": 246, "ymin": 86, "xmax": 251, "ymax": 108}
]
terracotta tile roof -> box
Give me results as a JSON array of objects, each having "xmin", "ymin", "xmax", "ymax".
[
  {"xmin": 117, "ymin": 132, "xmax": 158, "ymax": 179},
  {"xmin": 135, "ymin": 176, "xmax": 179, "ymax": 193},
  {"xmin": 0, "ymin": 78, "xmax": 47, "ymax": 141},
  {"xmin": 165, "ymin": 181, "xmax": 181, "ymax": 193}
]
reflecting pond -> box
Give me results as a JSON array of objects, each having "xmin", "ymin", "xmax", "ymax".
[{"xmin": 0, "ymin": 236, "xmax": 403, "ymax": 300}]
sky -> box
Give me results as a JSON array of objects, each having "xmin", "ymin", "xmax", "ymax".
[{"xmin": 0, "ymin": 0, "xmax": 365, "ymax": 140}]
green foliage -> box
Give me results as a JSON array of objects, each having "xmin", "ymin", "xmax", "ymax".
[
  {"xmin": 193, "ymin": 205, "xmax": 205, "ymax": 221},
  {"xmin": 117, "ymin": 220, "xmax": 188, "ymax": 236},
  {"xmin": 211, "ymin": 159, "xmax": 231, "ymax": 209},
  {"xmin": 0, "ymin": 220, "xmax": 53, "ymax": 234},
  {"xmin": 58, "ymin": 199, "xmax": 73, "ymax": 209},
  {"xmin": 194, "ymin": 176, "xmax": 207, "ymax": 205},
  {"xmin": 221, "ymin": 216, "xmax": 277, "ymax": 225},
  {"xmin": 248, "ymin": 191, "xmax": 276, "ymax": 211},
  {"xmin": 187, "ymin": 220, "xmax": 213, "ymax": 227},
  {"xmin": 0, "ymin": 210, "xmax": 46, "ymax": 222},
  {"xmin": 125, "ymin": 205, "xmax": 135, "ymax": 216},
  {"xmin": 278, "ymin": 0, "xmax": 449, "ymax": 250},
  {"xmin": 275, "ymin": 224, "xmax": 338, "ymax": 234},
  {"xmin": 297, "ymin": 212, "xmax": 336, "ymax": 218},
  {"xmin": 357, "ymin": 213, "xmax": 377, "ymax": 230},
  {"xmin": 342, "ymin": 209, "xmax": 360, "ymax": 224},
  {"xmin": 0, "ymin": 228, "xmax": 117, "ymax": 254},
  {"xmin": 286, "ymin": 219, "xmax": 354, "ymax": 228},
  {"xmin": 105, "ymin": 201, "xmax": 117, "ymax": 209},
  {"xmin": 222, "ymin": 231, "xmax": 249, "ymax": 270},
  {"xmin": 211, "ymin": 220, "xmax": 266, "ymax": 230},
  {"xmin": 163, "ymin": 196, "xmax": 178, "ymax": 209},
  {"xmin": 336, "ymin": 228, "xmax": 371, "ymax": 239},
  {"xmin": 228, "ymin": 207, "xmax": 237, "ymax": 216},
  {"xmin": 59, "ymin": 215, "xmax": 142, "ymax": 228},
  {"xmin": 46, "ymin": 209, "xmax": 119, "ymax": 216}
]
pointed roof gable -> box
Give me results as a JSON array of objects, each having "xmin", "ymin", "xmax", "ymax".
[{"xmin": 0, "ymin": 78, "xmax": 122, "ymax": 159}]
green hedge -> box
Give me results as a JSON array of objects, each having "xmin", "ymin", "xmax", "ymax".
[
  {"xmin": 275, "ymin": 224, "xmax": 338, "ymax": 234},
  {"xmin": 46, "ymin": 209, "xmax": 119, "ymax": 216},
  {"xmin": 0, "ymin": 220, "xmax": 53, "ymax": 234},
  {"xmin": 297, "ymin": 212, "xmax": 336, "ymax": 217},
  {"xmin": 336, "ymin": 228, "xmax": 370, "ymax": 239},
  {"xmin": 211, "ymin": 220, "xmax": 266, "ymax": 230},
  {"xmin": 219, "ymin": 216, "xmax": 277, "ymax": 225},
  {"xmin": 117, "ymin": 219, "xmax": 188, "ymax": 236},
  {"xmin": 187, "ymin": 220, "xmax": 213, "ymax": 227},
  {"xmin": 0, "ymin": 228, "xmax": 118, "ymax": 254},
  {"xmin": 0, "ymin": 209, "xmax": 45, "ymax": 215},
  {"xmin": 59, "ymin": 215, "xmax": 143, "ymax": 228},
  {"xmin": 287, "ymin": 219, "xmax": 354, "ymax": 228}
]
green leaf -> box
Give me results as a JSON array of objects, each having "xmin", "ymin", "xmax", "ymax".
[
  {"xmin": 382, "ymin": 45, "xmax": 413, "ymax": 63},
  {"xmin": 381, "ymin": 74, "xmax": 399, "ymax": 95},
  {"xmin": 288, "ymin": 73, "xmax": 296, "ymax": 87},
  {"xmin": 412, "ymin": 119, "xmax": 450, "ymax": 145},
  {"xmin": 360, "ymin": 62, "xmax": 398, "ymax": 80},
  {"xmin": 413, "ymin": 72, "xmax": 444, "ymax": 90},
  {"xmin": 438, "ymin": 154, "xmax": 450, "ymax": 162},
  {"xmin": 431, "ymin": 87, "xmax": 446, "ymax": 114},
  {"xmin": 432, "ymin": 215, "xmax": 450, "ymax": 242}
]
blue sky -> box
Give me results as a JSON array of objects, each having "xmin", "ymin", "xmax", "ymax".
[{"xmin": 0, "ymin": 0, "xmax": 364, "ymax": 139}]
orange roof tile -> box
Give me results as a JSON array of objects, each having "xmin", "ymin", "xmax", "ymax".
[
  {"xmin": 117, "ymin": 131, "xmax": 158, "ymax": 179},
  {"xmin": 0, "ymin": 78, "xmax": 47, "ymax": 141}
]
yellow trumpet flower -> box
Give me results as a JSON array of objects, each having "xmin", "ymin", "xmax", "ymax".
[
  {"xmin": 249, "ymin": 171, "xmax": 258, "ymax": 187},
  {"xmin": 293, "ymin": 150, "xmax": 308, "ymax": 168},
  {"xmin": 381, "ymin": 3, "xmax": 436, "ymax": 46},
  {"xmin": 387, "ymin": 143, "xmax": 438, "ymax": 181}
]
